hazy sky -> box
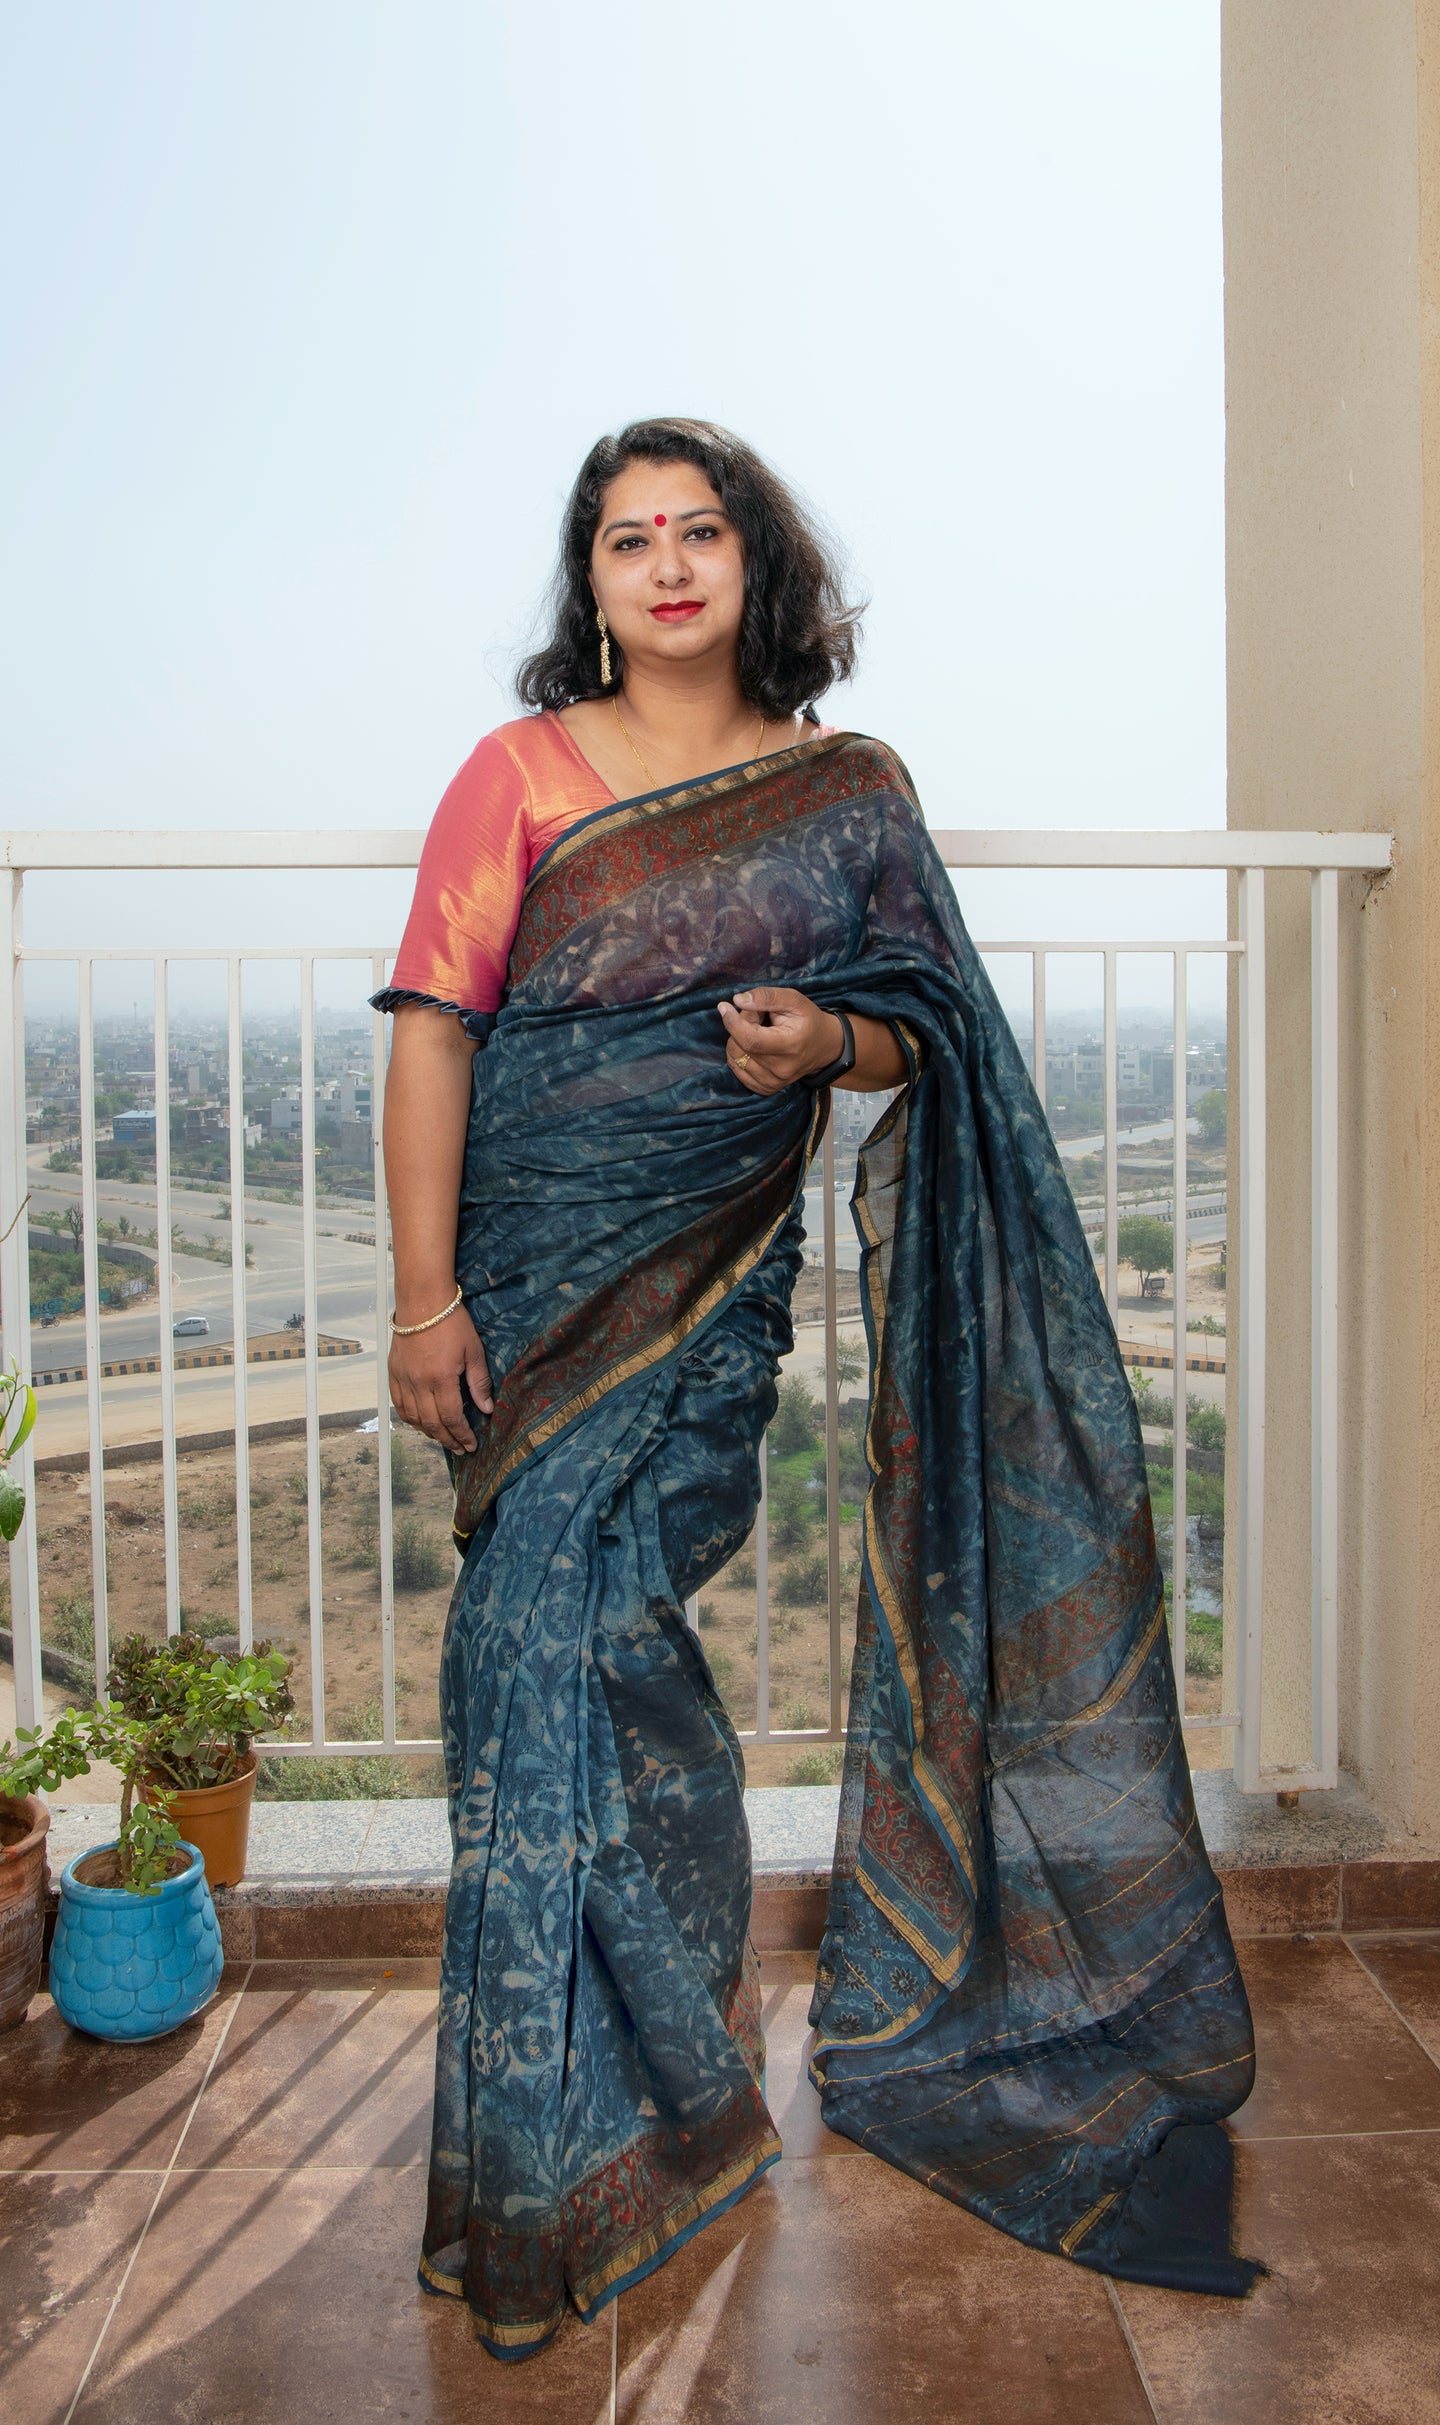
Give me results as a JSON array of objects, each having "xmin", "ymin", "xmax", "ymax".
[{"xmin": 2, "ymin": 1, "xmax": 1228, "ymax": 1012}]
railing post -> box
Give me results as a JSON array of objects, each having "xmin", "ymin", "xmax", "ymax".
[
  {"xmin": 754, "ymin": 1438, "xmax": 770, "ymax": 1742},
  {"xmin": 1103, "ymin": 948, "xmax": 1119, "ymax": 1315},
  {"xmin": 1310, "ymin": 868, "xmax": 1341, "ymax": 1785},
  {"xmin": 152, "ymin": 957, "xmax": 182, "ymax": 1636},
  {"xmin": 1235, "ymin": 868, "xmax": 1268, "ymax": 1790},
  {"xmin": 823, "ymin": 1112, "xmax": 842, "ymax": 1738},
  {"xmin": 227, "ymin": 956, "xmax": 255, "ymax": 1652},
  {"xmin": 0, "ymin": 870, "xmax": 42, "ymax": 1730},
  {"xmin": 1172, "ymin": 950, "xmax": 1189, "ymax": 1706},
  {"xmin": 371, "ymin": 956, "xmax": 398, "ymax": 1744},
  {"xmin": 76, "ymin": 960, "xmax": 111, "ymax": 1695},
  {"xmin": 300, "ymin": 957, "xmax": 326, "ymax": 1749}
]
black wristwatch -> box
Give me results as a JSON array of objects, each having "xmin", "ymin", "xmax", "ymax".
[{"xmin": 808, "ymin": 1007, "xmax": 856, "ymax": 1087}]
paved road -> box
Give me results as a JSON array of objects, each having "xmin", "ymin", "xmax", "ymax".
[
  {"xmin": 1055, "ymin": 1115, "xmax": 1207, "ymax": 1160},
  {"xmin": 26, "ymin": 1153, "xmax": 382, "ymax": 1371}
]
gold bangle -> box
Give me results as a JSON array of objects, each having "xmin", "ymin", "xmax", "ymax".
[{"xmin": 390, "ymin": 1287, "xmax": 463, "ymax": 1337}]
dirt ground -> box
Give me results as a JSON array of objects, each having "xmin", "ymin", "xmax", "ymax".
[
  {"xmin": 19, "ymin": 1412, "xmax": 856, "ymax": 1791},
  {"xmin": 25, "ymin": 1428, "xmax": 457, "ymax": 1784}
]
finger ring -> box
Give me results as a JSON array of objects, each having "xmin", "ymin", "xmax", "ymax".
[{"xmin": 736, "ymin": 1049, "xmax": 751, "ymax": 1071}]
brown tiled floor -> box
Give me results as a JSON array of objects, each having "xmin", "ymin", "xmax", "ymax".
[{"xmin": 5, "ymin": 1935, "xmax": 1440, "ymax": 2425}]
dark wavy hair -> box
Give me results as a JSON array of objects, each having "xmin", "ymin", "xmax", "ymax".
[{"xmin": 516, "ymin": 418, "xmax": 862, "ymax": 718}]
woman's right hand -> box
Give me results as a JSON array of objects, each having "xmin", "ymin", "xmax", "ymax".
[{"xmin": 388, "ymin": 1304, "xmax": 494, "ymax": 1454}]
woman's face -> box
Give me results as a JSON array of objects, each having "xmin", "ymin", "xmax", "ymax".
[{"xmin": 588, "ymin": 460, "xmax": 746, "ymax": 680}]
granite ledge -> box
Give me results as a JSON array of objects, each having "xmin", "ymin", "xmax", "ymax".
[{"xmin": 37, "ymin": 1771, "xmax": 1440, "ymax": 1918}]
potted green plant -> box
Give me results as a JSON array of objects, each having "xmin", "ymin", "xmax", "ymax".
[
  {"xmin": 0, "ymin": 1360, "xmax": 46, "ymax": 2033},
  {"xmin": 107, "ymin": 1631, "xmax": 293, "ymax": 1887},
  {"xmin": 0, "ymin": 1701, "xmax": 223, "ymax": 2041}
]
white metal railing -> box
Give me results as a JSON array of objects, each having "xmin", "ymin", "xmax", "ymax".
[{"xmin": 0, "ymin": 826, "xmax": 1393, "ymax": 1792}]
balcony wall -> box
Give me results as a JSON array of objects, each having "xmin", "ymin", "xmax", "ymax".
[{"xmin": 1223, "ymin": 0, "xmax": 1440, "ymax": 1837}]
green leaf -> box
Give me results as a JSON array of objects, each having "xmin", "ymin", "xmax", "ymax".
[
  {"xmin": 7, "ymin": 1383, "xmax": 37, "ymax": 1457},
  {"xmin": 0, "ymin": 1471, "xmax": 26, "ymax": 1542}
]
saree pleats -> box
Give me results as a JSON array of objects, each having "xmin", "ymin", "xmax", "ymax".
[{"xmin": 420, "ymin": 731, "xmax": 1258, "ymax": 2353}]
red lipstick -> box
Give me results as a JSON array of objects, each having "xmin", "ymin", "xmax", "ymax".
[{"xmin": 650, "ymin": 602, "xmax": 704, "ymax": 621}]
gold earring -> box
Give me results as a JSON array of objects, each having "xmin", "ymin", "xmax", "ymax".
[{"xmin": 596, "ymin": 606, "xmax": 612, "ymax": 688}]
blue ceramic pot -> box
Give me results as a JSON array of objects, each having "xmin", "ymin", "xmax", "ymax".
[{"xmin": 49, "ymin": 1840, "xmax": 223, "ymax": 2042}]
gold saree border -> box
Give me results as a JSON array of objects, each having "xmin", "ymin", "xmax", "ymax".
[
  {"xmin": 420, "ymin": 2130, "xmax": 783, "ymax": 2346},
  {"xmin": 455, "ymin": 1088, "xmax": 830, "ymax": 1536},
  {"xmin": 571, "ymin": 2131, "xmax": 783, "ymax": 2317}
]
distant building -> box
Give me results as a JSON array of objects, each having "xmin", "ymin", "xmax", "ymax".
[
  {"xmin": 269, "ymin": 1088, "xmax": 302, "ymax": 1136},
  {"xmin": 333, "ymin": 1120, "xmax": 373, "ymax": 1167},
  {"xmin": 338, "ymin": 1069, "xmax": 372, "ymax": 1126},
  {"xmin": 113, "ymin": 1107, "xmax": 157, "ymax": 1143}
]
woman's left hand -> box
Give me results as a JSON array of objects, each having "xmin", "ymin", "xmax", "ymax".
[{"xmin": 718, "ymin": 987, "xmax": 847, "ymax": 1094}]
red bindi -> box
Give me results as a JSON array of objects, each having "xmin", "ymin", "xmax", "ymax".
[{"xmin": 654, "ymin": 514, "xmax": 667, "ymax": 526}]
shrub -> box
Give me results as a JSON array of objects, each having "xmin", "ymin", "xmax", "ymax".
[
  {"xmin": 768, "ymin": 1470, "xmax": 816, "ymax": 1551},
  {"xmin": 45, "ymin": 1590, "xmax": 94, "ymax": 1662},
  {"xmin": 775, "ymin": 1556, "xmax": 828, "ymax": 1607},
  {"xmin": 392, "ymin": 1516, "xmax": 447, "ymax": 1592},
  {"xmin": 697, "ymin": 1600, "xmax": 717, "ymax": 1628},
  {"xmin": 185, "ymin": 1609, "xmax": 236, "ymax": 1641},
  {"xmin": 837, "ymin": 1441, "xmax": 869, "ymax": 1499},
  {"xmin": 1186, "ymin": 1398, "xmax": 1226, "ymax": 1452},
  {"xmin": 770, "ymin": 1375, "xmax": 820, "ymax": 1458},
  {"xmin": 1185, "ymin": 1618, "xmax": 1224, "ymax": 1679},
  {"xmin": 726, "ymin": 1555, "xmax": 756, "ymax": 1591},
  {"xmin": 783, "ymin": 1696, "xmax": 814, "ymax": 1730},
  {"xmin": 786, "ymin": 1748, "xmax": 842, "ymax": 1785},
  {"xmin": 256, "ymin": 1699, "xmax": 417, "ymax": 1800},
  {"xmin": 345, "ymin": 1517, "xmax": 381, "ymax": 1573},
  {"xmin": 389, "ymin": 1436, "xmax": 420, "ymax": 1506},
  {"xmin": 286, "ymin": 1472, "xmax": 308, "ymax": 1505}
]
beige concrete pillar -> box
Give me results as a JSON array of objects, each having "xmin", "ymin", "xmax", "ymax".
[{"xmin": 1222, "ymin": 1, "xmax": 1440, "ymax": 1833}]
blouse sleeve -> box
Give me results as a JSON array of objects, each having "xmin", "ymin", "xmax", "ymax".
[{"xmin": 372, "ymin": 732, "xmax": 533, "ymax": 1026}]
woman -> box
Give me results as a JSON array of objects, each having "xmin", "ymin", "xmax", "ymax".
[{"xmin": 376, "ymin": 418, "xmax": 1258, "ymax": 2361}]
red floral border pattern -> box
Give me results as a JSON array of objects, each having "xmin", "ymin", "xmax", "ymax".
[{"xmin": 508, "ymin": 735, "xmax": 909, "ymax": 990}]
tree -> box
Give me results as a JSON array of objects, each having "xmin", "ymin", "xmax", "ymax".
[
  {"xmin": 834, "ymin": 1337, "xmax": 866, "ymax": 1389},
  {"xmin": 1116, "ymin": 1215, "xmax": 1174, "ymax": 1291},
  {"xmin": 770, "ymin": 1375, "xmax": 819, "ymax": 1458},
  {"xmin": 1195, "ymin": 1088, "xmax": 1227, "ymax": 1145},
  {"xmin": 65, "ymin": 1204, "xmax": 83, "ymax": 1251}
]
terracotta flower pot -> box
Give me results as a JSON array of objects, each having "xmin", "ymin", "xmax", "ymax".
[
  {"xmin": 142, "ymin": 1750, "xmax": 259, "ymax": 1888},
  {"xmin": 0, "ymin": 1792, "xmax": 52, "ymax": 2031}
]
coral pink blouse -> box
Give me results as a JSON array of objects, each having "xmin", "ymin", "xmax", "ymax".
[{"xmin": 384, "ymin": 710, "xmax": 830, "ymax": 1018}]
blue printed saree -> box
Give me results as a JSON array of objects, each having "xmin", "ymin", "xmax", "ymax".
[{"xmin": 412, "ymin": 731, "xmax": 1257, "ymax": 2357}]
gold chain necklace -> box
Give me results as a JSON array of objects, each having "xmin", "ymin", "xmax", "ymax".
[{"xmin": 611, "ymin": 694, "xmax": 765, "ymax": 787}]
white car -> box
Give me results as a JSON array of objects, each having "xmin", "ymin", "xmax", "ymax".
[{"xmin": 172, "ymin": 1316, "xmax": 210, "ymax": 1338}]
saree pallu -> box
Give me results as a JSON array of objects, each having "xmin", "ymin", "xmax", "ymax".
[{"xmin": 419, "ymin": 731, "xmax": 1257, "ymax": 2357}]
